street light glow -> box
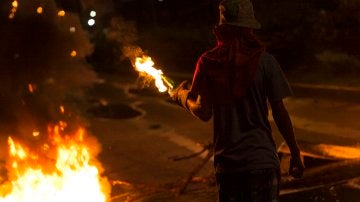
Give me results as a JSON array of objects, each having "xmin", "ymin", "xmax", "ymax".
[
  {"xmin": 12, "ymin": 0, "xmax": 18, "ymax": 7},
  {"xmin": 88, "ymin": 19, "xmax": 95, "ymax": 27},
  {"xmin": 57, "ymin": 10, "xmax": 65, "ymax": 17},
  {"xmin": 37, "ymin": 7, "xmax": 43, "ymax": 14},
  {"xmin": 90, "ymin": 11, "xmax": 96, "ymax": 17},
  {"xmin": 9, "ymin": 0, "xmax": 19, "ymax": 19}
]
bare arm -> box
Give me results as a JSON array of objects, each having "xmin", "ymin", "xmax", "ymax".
[
  {"xmin": 270, "ymin": 99, "xmax": 304, "ymax": 178},
  {"xmin": 270, "ymin": 100, "xmax": 299, "ymax": 154},
  {"xmin": 169, "ymin": 81, "xmax": 212, "ymax": 122},
  {"xmin": 186, "ymin": 94, "xmax": 212, "ymax": 122}
]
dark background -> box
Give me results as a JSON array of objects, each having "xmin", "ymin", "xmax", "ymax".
[
  {"xmin": 106, "ymin": 0, "xmax": 360, "ymax": 78},
  {"xmin": 0, "ymin": 0, "xmax": 359, "ymax": 135},
  {"xmin": 1, "ymin": 2, "xmax": 360, "ymax": 201}
]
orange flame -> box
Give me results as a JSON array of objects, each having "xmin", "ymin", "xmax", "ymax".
[
  {"xmin": 0, "ymin": 125, "xmax": 110, "ymax": 202},
  {"xmin": 134, "ymin": 56, "xmax": 169, "ymax": 93},
  {"xmin": 316, "ymin": 144, "xmax": 360, "ymax": 159}
]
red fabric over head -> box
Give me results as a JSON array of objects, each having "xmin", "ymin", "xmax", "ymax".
[{"xmin": 192, "ymin": 24, "xmax": 265, "ymax": 105}]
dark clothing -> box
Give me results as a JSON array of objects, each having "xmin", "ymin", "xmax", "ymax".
[
  {"xmin": 212, "ymin": 52, "xmax": 292, "ymax": 173},
  {"xmin": 185, "ymin": 24, "xmax": 293, "ymax": 202},
  {"xmin": 189, "ymin": 25, "xmax": 292, "ymax": 173},
  {"xmin": 216, "ymin": 168, "xmax": 280, "ymax": 202}
]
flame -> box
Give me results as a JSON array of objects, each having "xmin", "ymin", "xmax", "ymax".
[
  {"xmin": 316, "ymin": 144, "xmax": 360, "ymax": 159},
  {"xmin": 0, "ymin": 125, "xmax": 110, "ymax": 202},
  {"xmin": 134, "ymin": 56, "xmax": 172, "ymax": 93}
]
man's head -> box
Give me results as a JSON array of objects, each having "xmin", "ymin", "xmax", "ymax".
[{"xmin": 219, "ymin": 0, "xmax": 261, "ymax": 29}]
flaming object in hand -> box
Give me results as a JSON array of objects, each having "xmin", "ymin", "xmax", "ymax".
[{"xmin": 134, "ymin": 55, "xmax": 174, "ymax": 93}]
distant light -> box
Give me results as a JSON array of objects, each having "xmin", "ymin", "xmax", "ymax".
[
  {"xmin": 28, "ymin": 83, "xmax": 36, "ymax": 93},
  {"xmin": 37, "ymin": 6, "xmax": 43, "ymax": 14},
  {"xmin": 158, "ymin": 0, "xmax": 164, "ymax": 2},
  {"xmin": 70, "ymin": 50, "xmax": 77, "ymax": 57},
  {"xmin": 12, "ymin": 0, "xmax": 18, "ymax": 8},
  {"xmin": 69, "ymin": 26, "xmax": 76, "ymax": 33},
  {"xmin": 57, "ymin": 10, "xmax": 65, "ymax": 17},
  {"xmin": 90, "ymin": 11, "xmax": 96, "ymax": 17},
  {"xmin": 9, "ymin": 0, "xmax": 18, "ymax": 19},
  {"xmin": 88, "ymin": 19, "xmax": 95, "ymax": 26},
  {"xmin": 9, "ymin": 13, "xmax": 15, "ymax": 19}
]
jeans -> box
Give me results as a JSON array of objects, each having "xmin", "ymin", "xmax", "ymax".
[{"xmin": 216, "ymin": 168, "xmax": 280, "ymax": 202}]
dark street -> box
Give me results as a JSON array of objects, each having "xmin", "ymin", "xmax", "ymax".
[
  {"xmin": 0, "ymin": 0, "xmax": 360, "ymax": 201},
  {"xmin": 85, "ymin": 73, "xmax": 360, "ymax": 201}
]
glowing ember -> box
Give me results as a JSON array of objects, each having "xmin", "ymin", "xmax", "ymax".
[
  {"xmin": 59, "ymin": 105, "xmax": 65, "ymax": 114},
  {"xmin": 0, "ymin": 125, "xmax": 110, "ymax": 202},
  {"xmin": 28, "ymin": 84, "xmax": 36, "ymax": 93},
  {"xmin": 134, "ymin": 56, "xmax": 173, "ymax": 93}
]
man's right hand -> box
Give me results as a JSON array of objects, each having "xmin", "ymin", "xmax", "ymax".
[{"xmin": 169, "ymin": 80, "xmax": 189, "ymax": 103}]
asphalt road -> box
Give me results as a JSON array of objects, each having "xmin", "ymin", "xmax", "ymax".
[{"xmin": 86, "ymin": 74, "xmax": 360, "ymax": 202}]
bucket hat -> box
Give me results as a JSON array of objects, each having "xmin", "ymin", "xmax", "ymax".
[{"xmin": 219, "ymin": 0, "xmax": 261, "ymax": 29}]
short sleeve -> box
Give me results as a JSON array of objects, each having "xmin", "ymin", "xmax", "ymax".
[
  {"xmin": 264, "ymin": 54, "xmax": 293, "ymax": 101},
  {"xmin": 190, "ymin": 56, "xmax": 212, "ymax": 102}
]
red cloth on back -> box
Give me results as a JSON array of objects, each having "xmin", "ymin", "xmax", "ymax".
[{"xmin": 191, "ymin": 24, "xmax": 265, "ymax": 105}]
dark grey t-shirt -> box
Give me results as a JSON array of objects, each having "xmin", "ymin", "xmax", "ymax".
[{"xmin": 213, "ymin": 52, "xmax": 292, "ymax": 173}]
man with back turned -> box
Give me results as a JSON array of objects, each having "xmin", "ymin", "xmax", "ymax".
[{"xmin": 170, "ymin": 0, "xmax": 304, "ymax": 201}]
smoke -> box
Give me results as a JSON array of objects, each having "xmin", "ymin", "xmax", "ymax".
[
  {"xmin": 104, "ymin": 16, "xmax": 144, "ymax": 65},
  {"xmin": 0, "ymin": 0, "xmax": 101, "ymax": 141}
]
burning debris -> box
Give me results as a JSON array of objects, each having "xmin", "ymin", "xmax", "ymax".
[
  {"xmin": 0, "ymin": 124, "xmax": 111, "ymax": 202},
  {"xmin": 279, "ymin": 140, "xmax": 360, "ymax": 195},
  {"xmin": 0, "ymin": 0, "xmax": 112, "ymax": 201}
]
